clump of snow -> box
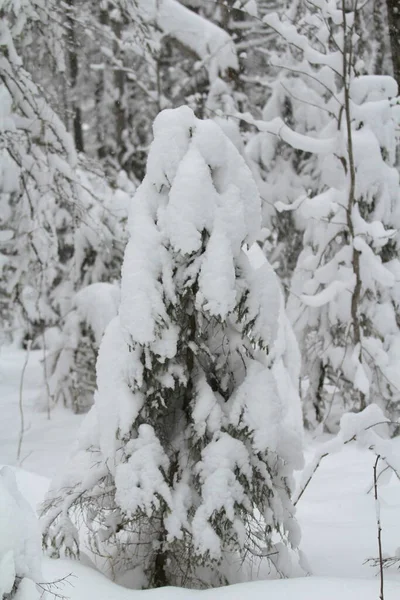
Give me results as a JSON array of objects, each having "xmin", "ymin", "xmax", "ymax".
[
  {"xmin": 350, "ymin": 75, "xmax": 398, "ymax": 104},
  {"xmin": 339, "ymin": 404, "xmax": 388, "ymax": 442},
  {"xmin": 115, "ymin": 424, "xmax": 172, "ymax": 516},
  {"xmin": 72, "ymin": 283, "xmax": 120, "ymax": 346},
  {"xmin": 0, "ymin": 467, "xmax": 42, "ymax": 598},
  {"xmin": 192, "ymin": 433, "xmax": 251, "ymax": 558}
]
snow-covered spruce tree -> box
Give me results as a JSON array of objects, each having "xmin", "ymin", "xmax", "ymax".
[
  {"xmin": 264, "ymin": 2, "xmax": 400, "ymax": 429},
  {"xmin": 0, "ymin": 467, "xmax": 42, "ymax": 600},
  {"xmin": 42, "ymin": 106, "xmax": 304, "ymax": 588}
]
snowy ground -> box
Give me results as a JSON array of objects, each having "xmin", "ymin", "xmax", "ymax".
[{"xmin": 1, "ymin": 347, "xmax": 400, "ymax": 598}]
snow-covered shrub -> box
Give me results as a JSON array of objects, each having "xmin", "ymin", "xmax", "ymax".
[
  {"xmin": 46, "ymin": 283, "xmax": 120, "ymax": 413},
  {"xmin": 264, "ymin": 1, "xmax": 400, "ymax": 429},
  {"xmin": 245, "ymin": 73, "xmax": 324, "ymax": 286},
  {"xmin": 47, "ymin": 282, "xmax": 120, "ymax": 412},
  {"xmin": 0, "ymin": 468, "xmax": 42, "ymax": 600},
  {"xmin": 42, "ymin": 106, "xmax": 304, "ymax": 589}
]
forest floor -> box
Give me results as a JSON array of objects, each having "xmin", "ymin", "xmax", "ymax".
[{"xmin": 1, "ymin": 347, "xmax": 400, "ymax": 599}]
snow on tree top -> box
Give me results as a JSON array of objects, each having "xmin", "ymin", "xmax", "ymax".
[{"xmin": 121, "ymin": 105, "xmax": 262, "ymax": 345}]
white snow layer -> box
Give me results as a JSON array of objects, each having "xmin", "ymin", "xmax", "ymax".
[{"xmin": 44, "ymin": 557, "xmax": 400, "ymax": 600}]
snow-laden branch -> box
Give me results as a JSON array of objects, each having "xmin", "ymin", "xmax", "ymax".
[
  {"xmin": 236, "ymin": 111, "xmax": 336, "ymax": 153},
  {"xmin": 300, "ymin": 279, "xmax": 354, "ymax": 308},
  {"xmin": 294, "ymin": 405, "xmax": 400, "ymax": 507},
  {"xmin": 137, "ymin": 0, "xmax": 238, "ymax": 81}
]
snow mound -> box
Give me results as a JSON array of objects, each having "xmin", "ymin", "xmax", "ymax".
[{"xmin": 44, "ymin": 558, "xmax": 400, "ymax": 600}]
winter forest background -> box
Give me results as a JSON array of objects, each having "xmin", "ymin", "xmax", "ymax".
[{"xmin": 2, "ymin": 0, "xmax": 400, "ymax": 599}]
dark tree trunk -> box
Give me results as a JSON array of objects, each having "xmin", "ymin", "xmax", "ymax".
[
  {"xmin": 153, "ymin": 545, "xmax": 168, "ymax": 588},
  {"xmin": 111, "ymin": 17, "xmax": 127, "ymax": 167},
  {"xmin": 95, "ymin": 6, "xmax": 109, "ymax": 161},
  {"xmin": 373, "ymin": 0, "xmax": 387, "ymax": 74},
  {"xmin": 66, "ymin": 0, "xmax": 84, "ymax": 153},
  {"xmin": 314, "ymin": 362, "xmax": 325, "ymax": 423},
  {"xmin": 387, "ymin": 0, "xmax": 400, "ymax": 89}
]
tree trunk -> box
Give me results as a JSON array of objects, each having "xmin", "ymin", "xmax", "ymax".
[
  {"xmin": 152, "ymin": 536, "xmax": 168, "ymax": 588},
  {"xmin": 111, "ymin": 16, "xmax": 127, "ymax": 168},
  {"xmin": 66, "ymin": 0, "xmax": 84, "ymax": 153},
  {"xmin": 95, "ymin": 6, "xmax": 109, "ymax": 161},
  {"xmin": 342, "ymin": 0, "xmax": 366, "ymax": 412},
  {"xmin": 387, "ymin": 0, "xmax": 400, "ymax": 89},
  {"xmin": 373, "ymin": 0, "xmax": 387, "ymax": 74}
]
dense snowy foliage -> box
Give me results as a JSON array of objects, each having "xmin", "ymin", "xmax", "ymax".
[
  {"xmin": 262, "ymin": 1, "xmax": 400, "ymax": 429},
  {"xmin": 0, "ymin": 8, "xmax": 128, "ymax": 347},
  {"xmin": 289, "ymin": 72, "xmax": 400, "ymax": 428},
  {"xmin": 246, "ymin": 74, "xmax": 324, "ymax": 285}
]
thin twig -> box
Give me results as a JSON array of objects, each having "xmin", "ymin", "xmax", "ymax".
[
  {"xmin": 42, "ymin": 330, "xmax": 52, "ymax": 420},
  {"xmin": 36, "ymin": 572, "xmax": 76, "ymax": 600},
  {"xmin": 17, "ymin": 340, "xmax": 32, "ymax": 463},
  {"xmin": 373, "ymin": 455, "xmax": 385, "ymax": 600},
  {"xmin": 294, "ymin": 451, "xmax": 329, "ymax": 506}
]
